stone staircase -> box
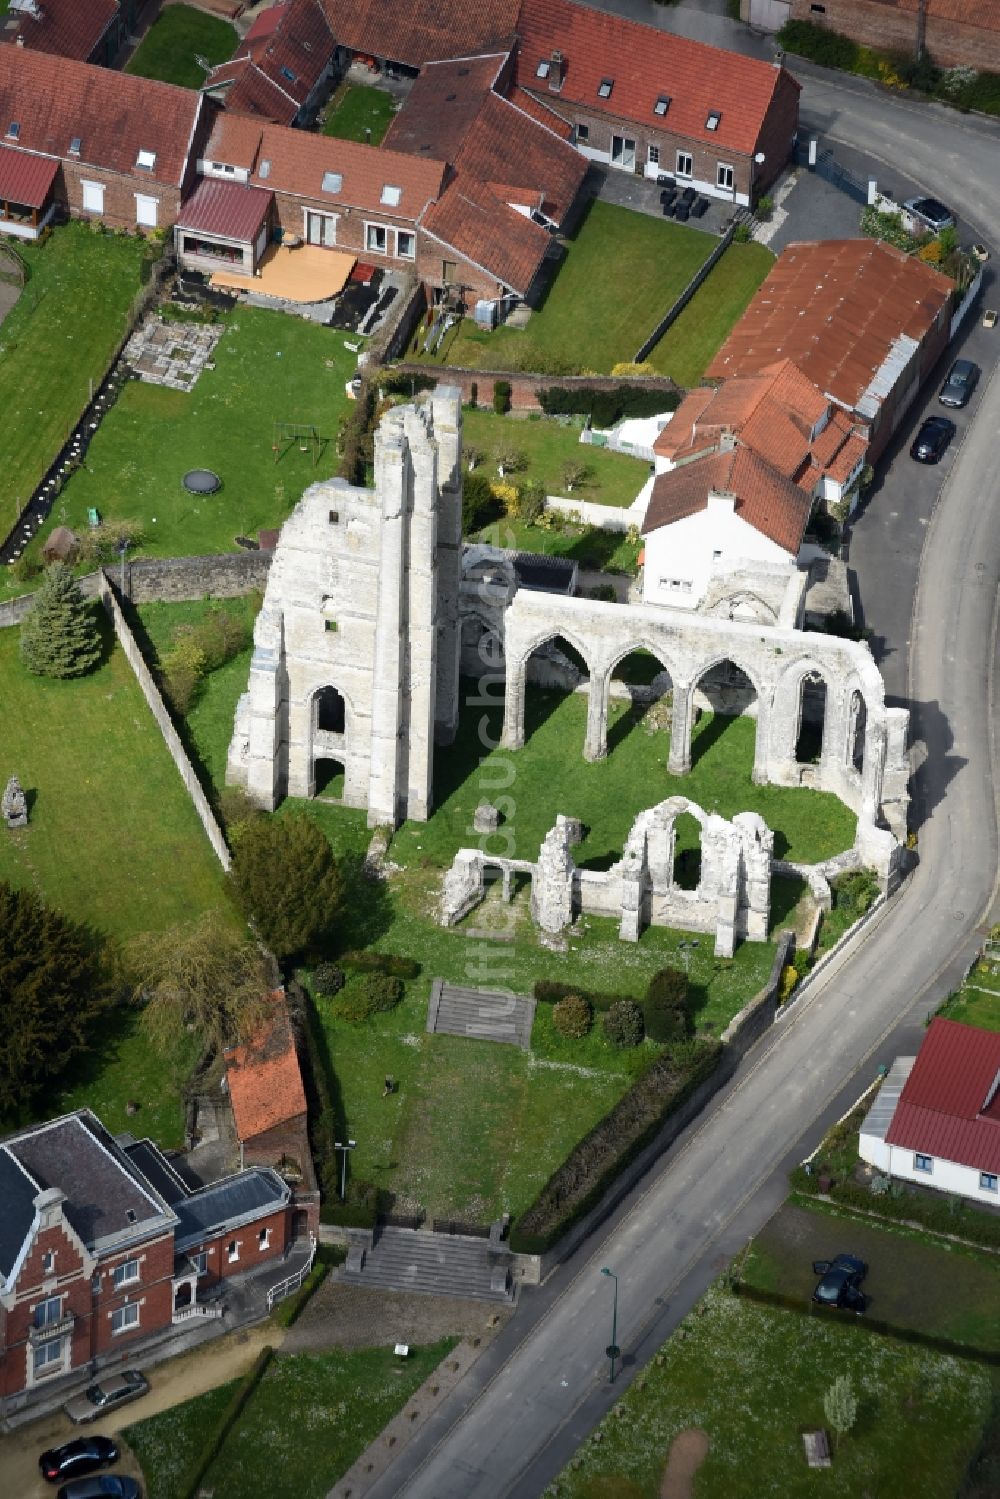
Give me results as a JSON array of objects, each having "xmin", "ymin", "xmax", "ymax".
[
  {"xmin": 427, "ymin": 980, "xmax": 535, "ymax": 1050},
  {"xmin": 339, "ymin": 1226, "xmax": 516, "ymax": 1303}
]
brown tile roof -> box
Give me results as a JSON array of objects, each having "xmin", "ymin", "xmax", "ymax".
[
  {"xmin": 177, "ymin": 177, "xmax": 273, "ymax": 241},
  {"xmin": 706, "ymin": 240, "xmax": 954, "ymax": 411},
  {"xmin": 642, "ymin": 442, "xmax": 812, "ymax": 554},
  {"xmin": 422, "ymin": 170, "xmax": 551, "ymax": 294},
  {"xmin": 207, "ymin": 113, "xmax": 448, "ymax": 218},
  {"xmin": 205, "ymin": 0, "xmax": 334, "ymax": 124},
  {"xmin": 0, "ymin": 0, "xmax": 119, "ymax": 64},
  {"xmin": 0, "ymin": 46, "xmax": 204, "ymax": 187},
  {"xmin": 382, "ymin": 54, "xmax": 507, "ymax": 160},
  {"xmin": 216, "ymin": 64, "xmax": 305, "ymax": 124},
  {"xmin": 319, "ymin": 0, "xmax": 520, "ymax": 67},
  {"xmin": 514, "ymin": 0, "xmax": 798, "ymax": 155},
  {"xmin": 507, "ymin": 84, "xmax": 572, "ymax": 138},
  {"xmin": 225, "ymin": 992, "xmax": 307, "ymax": 1143},
  {"xmin": 0, "ymin": 141, "xmax": 58, "ymax": 208}
]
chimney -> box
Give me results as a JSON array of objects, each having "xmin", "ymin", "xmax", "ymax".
[
  {"xmin": 719, "ymin": 431, "xmax": 738, "ymax": 453},
  {"xmin": 549, "ymin": 49, "xmax": 563, "ymax": 93},
  {"xmin": 34, "ymin": 1187, "xmax": 67, "ymax": 1231}
]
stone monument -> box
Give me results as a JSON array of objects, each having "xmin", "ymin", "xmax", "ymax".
[{"xmin": 2, "ymin": 775, "xmax": 27, "ymax": 829}]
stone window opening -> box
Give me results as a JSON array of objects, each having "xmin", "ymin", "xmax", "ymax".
[
  {"xmin": 690, "ymin": 658, "xmax": 758, "ymax": 769},
  {"xmin": 314, "ymin": 758, "xmax": 345, "ymax": 798},
  {"xmin": 315, "ymin": 686, "xmax": 346, "ymax": 734},
  {"xmin": 671, "ymin": 810, "xmax": 703, "ymax": 890},
  {"xmin": 848, "ymin": 689, "xmax": 867, "ymax": 774},
  {"xmin": 794, "ymin": 672, "xmax": 828, "ymax": 765}
]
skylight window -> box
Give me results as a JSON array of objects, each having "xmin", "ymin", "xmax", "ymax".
[
  {"xmin": 6, "ymin": 121, "xmax": 19, "ymax": 139},
  {"xmin": 706, "ymin": 110, "xmax": 721, "ymax": 130},
  {"xmin": 69, "ymin": 136, "xmax": 81, "ymax": 155},
  {"xmin": 259, "ymin": 159, "xmax": 271, "ymax": 179},
  {"xmin": 135, "ymin": 148, "xmax": 156, "ymax": 170},
  {"xmin": 281, "ymin": 65, "xmax": 296, "ymax": 82},
  {"xmin": 536, "ymin": 59, "xmax": 550, "ymax": 79},
  {"xmin": 321, "ymin": 170, "xmax": 342, "ymax": 194},
  {"xmin": 380, "ymin": 183, "xmax": 402, "ymax": 207},
  {"xmin": 654, "ymin": 94, "xmax": 670, "ymax": 117},
  {"xmin": 597, "ymin": 78, "xmax": 613, "ymax": 99}
]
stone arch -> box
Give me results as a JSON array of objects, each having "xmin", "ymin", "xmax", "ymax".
[
  {"xmin": 308, "ymin": 682, "xmax": 355, "ymax": 801},
  {"xmin": 313, "ymin": 684, "xmax": 346, "ymax": 734},
  {"xmin": 519, "ymin": 627, "xmax": 596, "ymax": 682},
  {"xmin": 770, "ymin": 656, "xmax": 836, "ymax": 769},
  {"xmin": 688, "ymin": 653, "xmax": 765, "ymax": 777},
  {"xmin": 704, "ymin": 589, "xmax": 779, "ymax": 626},
  {"xmin": 607, "ymin": 638, "xmax": 680, "ymax": 687}
]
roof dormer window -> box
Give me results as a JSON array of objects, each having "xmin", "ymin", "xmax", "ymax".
[
  {"xmin": 259, "ymin": 159, "xmax": 271, "ymax": 179},
  {"xmin": 135, "ymin": 148, "xmax": 156, "ymax": 170},
  {"xmin": 321, "ymin": 170, "xmax": 342, "ymax": 194},
  {"xmin": 6, "ymin": 121, "xmax": 19, "ymax": 139},
  {"xmin": 706, "ymin": 110, "xmax": 721, "ymax": 131},
  {"xmin": 69, "ymin": 136, "xmax": 81, "ymax": 155},
  {"xmin": 380, "ymin": 183, "xmax": 401, "ymax": 207},
  {"xmin": 536, "ymin": 59, "xmax": 550, "ymax": 79},
  {"xmin": 654, "ymin": 94, "xmax": 670, "ymax": 117},
  {"xmin": 597, "ymin": 78, "xmax": 613, "ymax": 99},
  {"xmin": 280, "ymin": 66, "xmax": 296, "ymax": 82}
]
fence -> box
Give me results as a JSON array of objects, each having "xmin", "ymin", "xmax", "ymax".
[
  {"xmin": 265, "ymin": 1234, "xmax": 318, "ymax": 1310},
  {"xmin": 633, "ymin": 222, "xmax": 736, "ymax": 364},
  {"xmin": 794, "ymin": 141, "xmax": 870, "ymax": 205}
]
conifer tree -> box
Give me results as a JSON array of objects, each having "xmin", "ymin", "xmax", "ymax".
[{"xmin": 20, "ymin": 562, "xmax": 102, "ymax": 678}]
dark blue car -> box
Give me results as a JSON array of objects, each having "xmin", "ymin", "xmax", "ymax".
[{"xmin": 812, "ymin": 1253, "xmax": 868, "ymax": 1312}]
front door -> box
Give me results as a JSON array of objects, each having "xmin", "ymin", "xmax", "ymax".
[
  {"xmin": 610, "ymin": 135, "xmax": 636, "ymax": 171},
  {"xmin": 306, "ymin": 212, "xmax": 335, "ymax": 247}
]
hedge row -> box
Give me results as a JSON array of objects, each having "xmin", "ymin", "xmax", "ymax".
[
  {"xmin": 340, "ymin": 949, "xmax": 420, "ymax": 979},
  {"xmin": 534, "ymin": 978, "xmax": 633, "ymax": 1012},
  {"xmin": 536, "ymin": 384, "xmax": 679, "ymax": 428},
  {"xmin": 791, "ymin": 1175, "xmax": 1000, "ymax": 1251},
  {"xmin": 177, "ymin": 1345, "xmax": 274, "ymax": 1499},
  {"xmin": 294, "ymin": 980, "xmax": 342, "ymax": 1207},
  {"xmin": 269, "ymin": 1245, "xmax": 344, "ymax": 1328},
  {"xmin": 510, "ymin": 1040, "xmax": 722, "ymax": 1253},
  {"xmin": 338, "ymin": 378, "xmax": 376, "ymax": 485},
  {"xmin": 320, "ymin": 1178, "xmax": 383, "ymax": 1229}
]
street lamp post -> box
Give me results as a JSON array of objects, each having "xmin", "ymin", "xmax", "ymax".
[
  {"xmin": 117, "ymin": 535, "xmax": 129, "ymax": 596},
  {"xmin": 600, "ymin": 1267, "xmax": 620, "ymax": 1384},
  {"xmin": 334, "ymin": 1138, "xmax": 356, "ymax": 1201},
  {"xmin": 678, "ymin": 938, "xmax": 700, "ymax": 977}
]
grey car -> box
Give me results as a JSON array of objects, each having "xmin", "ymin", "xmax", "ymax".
[
  {"xmin": 64, "ymin": 1370, "xmax": 150, "ymax": 1425},
  {"xmin": 904, "ymin": 196, "xmax": 955, "ymax": 234},
  {"xmin": 939, "ymin": 358, "xmax": 979, "ymax": 408}
]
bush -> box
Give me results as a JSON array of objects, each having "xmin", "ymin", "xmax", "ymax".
[
  {"xmin": 12, "ymin": 554, "xmax": 41, "ymax": 584},
  {"xmin": 644, "ymin": 967, "xmax": 689, "ymax": 1042},
  {"xmin": 777, "ymin": 18, "xmax": 860, "ymax": 70},
  {"xmin": 534, "ymin": 979, "xmax": 627, "ymax": 1013},
  {"xmin": 76, "ymin": 517, "xmax": 145, "ymax": 565},
  {"xmin": 320, "ymin": 1177, "xmax": 382, "ymax": 1228},
  {"xmin": 603, "ymin": 999, "xmax": 645, "ymax": 1048},
  {"xmin": 536, "ymin": 384, "xmax": 678, "ymax": 427},
  {"xmin": 830, "ymin": 868, "xmax": 880, "ymax": 920},
  {"xmin": 552, "ymin": 994, "xmax": 593, "ymax": 1039},
  {"xmin": 313, "ymin": 962, "xmax": 345, "ymax": 997},
  {"xmin": 334, "ymin": 971, "xmax": 403, "ymax": 1021},
  {"xmin": 732, "ymin": 222, "xmax": 752, "ymax": 244},
  {"xmin": 756, "ymin": 194, "xmax": 774, "ymax": 221},
  {"xmin": 493, "ymin": 379, "xmax": 512, "ymax": 414},
  {"xmin": 341, "ymin": 950, "xmax": 420, "ymax": 979},
  {"xmin": 338, "ymin": 379, "xmax": 376, "ymax": 484},
  {"xmin": 462, "ymin": 471, "xmax": 505, "ymax": 534},
  {"xmin": 518, "ymin": 481, "xmax": 546, "ymax": 524}
]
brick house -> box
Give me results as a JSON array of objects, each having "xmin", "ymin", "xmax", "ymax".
[
  {"xmin": 0, "ymin": 46, "xmax": 212, "ymax": 236},
  {"xmin": 754, "ymin": 0, "xmax": 1000, "ymax": 75},
  {"xmin": 513, "ymin": 0, "xmax": 801, "ymax": 205},
  {"xmin": 317, "ymin": 0, "xmax": 520, "ymax": 73},
  {"xmin": 0, "ymin": 1110, "xmax": 295, "ymax": 1414},
  {"xmin": 203, "ymin": 0, "xmax": 337, "ymax": 127},
  {"xmin": 0, "ymin": 0, "xmax": 126, "ymax": 68}
]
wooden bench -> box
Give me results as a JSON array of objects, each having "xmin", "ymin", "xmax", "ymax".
[{"xmin": 803, "ymin": 1430, "xmax": 832, "ymax": 1468}]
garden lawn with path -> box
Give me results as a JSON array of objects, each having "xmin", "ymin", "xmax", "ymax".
[
  {"xmin": 322, "ymin": 83, "xmax": 397, "ymax": 143},
  {"xmin": 554, "ymin": 1280, "xmax": 994, "ymax": 1498},
  {"xmin": 125, "ymin": 4, "xmax": 237, "ymax": 89},
  {"xmin": 0, "ymin": 224, "xmax": 149, "ymax": 599},
  {"xmin": 936, "ymin": 947, "xmax": 1000, "ymax": 1031},
  {"xmin": 646, "ymin": 241, "xmax": 775, "ymax": 386},
  {"xmin": 463, "ymin": 408, "xmax": 649, "ymax": 510}
]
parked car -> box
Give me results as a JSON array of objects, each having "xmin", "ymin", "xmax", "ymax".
[
  {"xmin": 812, "ymin": 1254, "xmax": 868, "ymax": 1312},
  {"xmin": 910, "ymin": 415, "xmax": 956, "ymax": 463},
  {"xmin": 904, "ymin": 196, "xmax": 955, "ymax": 233},
  {"xmin": 40, "ymin": 1437, "xmax": 119, "ymax": 1484},
  {"xmin": 939, "ymin": 357, "xmax": 980, "ymax": 408},
  {"xmin": 64, "ymin": 1371, "xmax": 149, "ymax": 1425},
  {"xmin": 56, "ymin": 1478, "xmax": 140, "ymax": 1499}
]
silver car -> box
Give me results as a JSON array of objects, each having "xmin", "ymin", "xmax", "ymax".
[
  {"xmin": 904, "ymin": 196, "xmax": 955, "ymax": 234},
  {"xmin": 64, "ymin": 1370, "xmax": 149, "ymax": 1425},
  {"xmin": 939, "ymin": 358, "xmax": 979, "ymax": 409}
]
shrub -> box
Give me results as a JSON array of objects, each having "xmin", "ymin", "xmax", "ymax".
[
  {"xmin": 470, "ymin": 380, "xmax": 478, "ymax": 408},
  {"xmin": 493, "ymin": 379, "xmax": 512, "ymax": 414},
  {"xmin": 313, "ymin": 962, "xmax": 345, "ymax": 997},
  {"xmin": 778, "ymin": 964, "xmax": 799, "ymax": 1003},
  {"xmin": 830, "ymin": 868, "xmax": 880, "ymax": 920},
  {"xmin": 644, "ymin": 967, "xmax": 689, "ymax": 1042},
  {"xmin": 218, "ymin": 785, "xmax": 263, "ymax": 833},
  {"xmin": 518, "ymin": 481, "xmax": 546, "ymax": 524},
  {"xmin": 553, "ymin": 994, "xmax": 593, "ymax": 1039},
  {"xmin": 338, "ymin": 379, "xmax": 376, "ymax": 484},
  {"xmin": 756, "ymin": 194, "xmax": 774, "ymax": 221},
  {"xmin": 462, "ymin": 471, "xmax": 504, "ymax": 534},
  {"xmin": 12, "ymin": 553, "xmax": 41, "ymax": 584},
  {"xmin": 732, "ymin": 222, "xmax": 752, "ymax": 244},
  {"xmin": 320, "ymin": 1178, "xmax": 381, "ymax": 1228},
  {"xmin": 493, "ymin": 442, "xmax": 526, "ymax": 476},
  {"xmin": 341, "ymin": 950, "xmax": 420, "ymax": 979},
  {"xmin": 534, "ymin": 979, "xmax": 626, "ymax": 1012},
  {"xmin": 603, "ymin": 999, "xmax": 645, "ymax": 1048},
  {"xmin": 777, "ymin": 19, "xmax": 859, "ymax": 71},
  {"xmin": 536, "ymin": 385, "xmax": 678, "ymax": 427},
  {"xmin": 334, "ymin": 971, "xmax": 404, "ymax": 1020},
  {"xmin": 76, "ymin": 517, "xmax": 145, "ymax": 565}
]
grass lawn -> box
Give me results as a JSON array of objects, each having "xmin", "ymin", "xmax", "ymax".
[
  {"xmin": 322, "ymin": 83, "xmax": 397, "ymax": 144},
  {"xmin": 31, "ymin": 309, "xmax": 357, "ymax": 566},
  {"xmin": 555, "ymin": 1280, "xmax": 993, "ymax": 1498},
  {"xmin": 469, "ymin": 513, "xmax": 642, "ymax": 573},
  {"xmin": 646, "ymin": 241, "xmax": 775, "ymax": 386},
  {"xmin": 937, "ymin": 951, "xmax": 1000, "ymax": 1031},
  {"xmin": 418, "ymin": 200, "xmax": 716, "ymax": 375},
  {"xmin": 0, "ymin": 224, "xmax": 149, "ymax": 597},
  {"xmin": 125, "ymin": 1343, "xmax": 454, "ymax": 1499},
  {"xmin": 463, "ymin": 408, "xmax": 649, "ymax": 509},
  {"xmin": 125, "ymin": 4, "xmax": 236, "ymax": 89}
]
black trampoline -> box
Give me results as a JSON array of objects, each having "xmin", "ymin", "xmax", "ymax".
[{"xmin": 183, "ymin": 469, "xmax": 222, "ymax": 495}]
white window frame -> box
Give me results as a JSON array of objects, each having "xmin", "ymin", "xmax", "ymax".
[
  {"xmin": 258, "ymin": 1227, "xmax": 271, "ymax": 1251},
  {"xmin": 647, "ymin": 145, "xmax": 659, "ymax": 165},
  {"xmin": 81, "ymin": 179, "xmax": 105, "ymax": 214},
  {"xmin": 113, "ymin": 1259, "xmax": 140, "ymax": 1290},
  {"xmin": 716, "ymin": 162, "xmax": 734, "ymax": 192},
  {"xmin": 365, "ymin": 222, "xmax": 388, "ymax": 255},
  {"xmin": 192, "ymin": 1251, "xmax": 208, "ymax": 1276},
  {"xmin": 227, "ymin": 1239, "xmax": 240, "ymax": 1263},
  {"xmin": 42, "ymin": 1250, "xmax": 55, "ymax": 1274},
  {"xmin": 980, "ymin": 1171, "xmax": 998, "ymax": 1192},
  {"xmin": 111, "ymin": 1303, "xmax": 140, "ymax": 1335},
  {"xmin": 913, "ymin": 1152, "xmax": 933, "ymax": 1173},
  {"xmin": 35, "ymin": 1295, "xmax": 62, "ymax": 1328},
  {"xmin": 396, "ymin": 229, "xmax": 415, "ymax": 261},
  {"xmin": 303, "ymin": 208, "xmax": 338, "ymax": 247},
  {"xmin": 33, "ymin": 1336, "xmax": 63, "ymax": 1374},
  {"xmin": 134, "ymin": 193, "xmax": 159, "ymax": 229},
  {"xmin": 675, "ymin": 152, "xmax": 693, "ymax": 179},
  {"xmin": 576, "ymin": 122, "xmax": 589, "ymax": 143}
]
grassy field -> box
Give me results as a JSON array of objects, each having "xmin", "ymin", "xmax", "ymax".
[
  {"xmin": 555, "ymin": 1280, "xmax": 994, "ymax": 1498},
  {"xmin": 463, "ymin": 409, "xmax": 648, "ymax": 509},
  {"xmin": 937, "ymin": 948, "xmax": 1000, "ymax": 1031},
  {"xmin": 0, "ymin": 225, "xmax": 149, "ymax": 595},
  {"xmin": 322, "ymin": 83, "xmax": 397, "ymax": 143},
  {"xmin": 646, "ymin": 241, "xmax": 775, "ymax": 385},
  {"xmin": 125, "ymin": 4, "xmax": 236, "ymax": 89},
  {"xmin": 125, "ymin": 1343, "xmax": 454, "ymax": 1499},
  {"xmin": 417, "ymin": 201, "xmax": 716, "ymax": 375},
  {"xmin": 29, "ymin": 309, "xmax": 357, "ymax": 565},
  {"xmin": 468, "ymin": 513, "xmax": 642, "ymax": 573}
]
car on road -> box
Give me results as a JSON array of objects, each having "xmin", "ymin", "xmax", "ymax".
[
  {"xmin": 40, "ymin": 1437, "xmax": 120, "ymax": 1484},
  {"xmin": 56, "ymin": 1477, "xmax": 140, "ymax": 1499},
  {"xmin": 812, "ymin": 1253, "xmax": 868, "ymax": 1312},
  {"xmin": 910, "ymin": 415, "xmax": 956, "ymax": 463},
  {"xmin": 64, "ymin": 1371, "xmax": 149, "ymax": 1425},
  {"xmin": 904, "ymin": 196, "xmax": 955, "ymax": 233},
  {"xmin": 939, "ymin": 358, "xmax": 980, "ymax": 408}
]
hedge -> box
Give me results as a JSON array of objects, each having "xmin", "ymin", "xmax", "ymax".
[
  {"xmin": 320, "ymin": 1178, "xmax": 383, "ymax": 1228},
  {"xmin": 534, "ymin": 977, "xmax": 632, "ymax": 1013},
  {"xmin": 341, "ymin": 950, "xmax": 420, "ymax": 979},
  {"xmin": 293, "ymin": 980, "xmax": 342, "ymax": 1205},
  {"xmin": 791, "ymin": 1176, "xmax": 1000, "ymax": 1251},
  {"xmin": 536, "ymin": 384, "xmax": 679, "ymax": 428},
  {"xmin": 510, "ymin": 1040, "xmax": 722, "ymax": 1253},
  {"xmin": 177, "ymin": 1345, "xmax": 274, "ymax": 1499},
  {"xmin": 269, "ymin": 1245, "xmax": 344, "ymax": 1328}
]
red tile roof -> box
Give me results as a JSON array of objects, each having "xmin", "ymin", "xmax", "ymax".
[
  {"xmin": 706, "ymin": 240, "xmax": 954, "ymax": 412},
  {"xmin": 245, "ymin": 1, "xmax": 292, "ymax": 43},
  {"xmin": 422, "ymin": 169, "xmax": 552, "ymax": 294},
  {"xmin": 319, "ymin": 0, "xmax": 520, "ymax": 67},
  {"xmin": 642, "ymin": 442, "xmax": 812, "ymax": 554},
  {"xmin": 507, "ymin": 85, "xmax": 573, "ymax": 138},
  {"xmin": 514, "ymin": 0, "xmax": 798, "ymax": 155},
  {"xmin": 205, "ymin": 0, "xmax": 334, "ymax": 124},
  {"xmin": 177, "ymin": 177, "xmax": 273, "ymax": 241},
  {"xmin": 0, "ymin": 46, "xmax": 204, "ymax": 187},
  {"xmin": 0, "ymin": 142, "xmax": 57, "ymax": 208},
  {"xmin": 382, "ymin": 54, "xmax": 507, "ymax": 160},
  {"xmin": 0, "ymin": 0, "xmax": 119, "ymax": 64},
  {"xmin": 884, "ymin": 1018, "xmax": 1000, "ymax": 1175},
  {"xmin": 225, "ymin": 992, "xmax": 308, "ymax": 1143}
]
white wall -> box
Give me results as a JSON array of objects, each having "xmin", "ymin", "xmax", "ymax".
[
  {"xmin": 859, "ymin": 1134, "xmax": 1000, "ymax": 1205},
  {"xmin": 642, "ymin": 493, "xmax": 793, "ymax": 610}
]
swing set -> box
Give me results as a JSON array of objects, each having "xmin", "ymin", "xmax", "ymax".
[{"xmin": 272, "ymin": 421, "xmax": 324, "ymax": 465}]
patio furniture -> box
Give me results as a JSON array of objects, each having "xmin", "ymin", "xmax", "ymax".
[
  {"xmin": 691, "ymin": 198, "xmax": 708, "ymax": 219},
  {"xmin": 680, "ymin": 186, "xmax": 696, "ymax": 205},
  {"xmin": 662, "ymin": 200, "xmax": 675, "ymax": 218},
  {"xmin": 282, "ymin": 233, "xmax": 302, "ymax": 249},
  {"xmin": 675, "ymin": 204, "xmax": 690, "ymax": 222},
  {"xmin": 656, "ymin": 173, "xmax": 675, "ymax": 188}
]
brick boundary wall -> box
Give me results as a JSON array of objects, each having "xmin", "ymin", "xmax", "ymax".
[{"xmin": 390, "ymin": 365, "xmax": 680, "ymax": 412}]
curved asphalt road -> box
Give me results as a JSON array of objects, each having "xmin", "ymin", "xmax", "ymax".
[{"xmin": 363, "ymin": 61, "xmax": 1000, "ymax": 1499}]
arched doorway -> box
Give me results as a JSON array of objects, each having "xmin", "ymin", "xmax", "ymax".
[
  {"xmin": 314, "ymin": 759, "xmax": 345, "ymax": 797},
  {"xmin": 690, "ymin": 658, "xmax": 758, "ymax": 769},
  {"xmin": 672, "ymin": 810, "xmax": 702, "ymax": 889},
  {"xmin": 608, "ymin": 647, "xmax": 673, "ymax": 753},
  {"xmin": 795, "ymin": 672, "xmax": 828, "ymax": 764},
  {"xmin": 523, "ymin": 633, "xmax": 592, "ymax": 745}
]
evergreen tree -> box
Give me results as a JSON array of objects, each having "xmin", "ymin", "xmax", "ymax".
[
  {"xmin": 0, "ymin": 882, "xmax": 114, "ymax": 1116},
  {"xmin": 20, "ymin": 562, "xmax": 102, "ymax": 678},
  {"xmin": 230, "ymin": 813, "xmax": 344, "ymax": 960}
]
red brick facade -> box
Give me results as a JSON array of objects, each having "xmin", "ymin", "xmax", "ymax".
[
  {"xmin": 786, "ymin": 0, "xmax": 1000, "ymax": 73},
  {"xmin": 190, "ymin": 1205, "xmax": 291, "ymax": 1291}
]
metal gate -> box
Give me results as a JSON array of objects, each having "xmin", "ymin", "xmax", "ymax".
[{"xmin": 795, "ymin": 142, "xmax": 869, "ymax": 205}]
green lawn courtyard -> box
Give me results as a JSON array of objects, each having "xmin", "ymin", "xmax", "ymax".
[
  {"xmin": 321, "ymin": 83, "xmax": 397, "ymax": 144},
  {"xmin": 125, "ymin": 4, "xmax": 236, "ymax": 89},
  {"xmin": 646, "ymin": 241, "xmax": 775, "ymax": 386},
  {"xmin": 936, "ymin": 944, "xmax": 1000, "ymax": 1031},
  {"xmin": 463, "ymin": 408, "xmax": 649, "ymax": 509}
]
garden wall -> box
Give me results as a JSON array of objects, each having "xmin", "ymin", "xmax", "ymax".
[
  {"xmin": 390, "ymin": 365, "xmax": 679, "ymax": 413},
  {"xmin": 634, "ymin": 223, "xmax": 736, "ymax": 364}
]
